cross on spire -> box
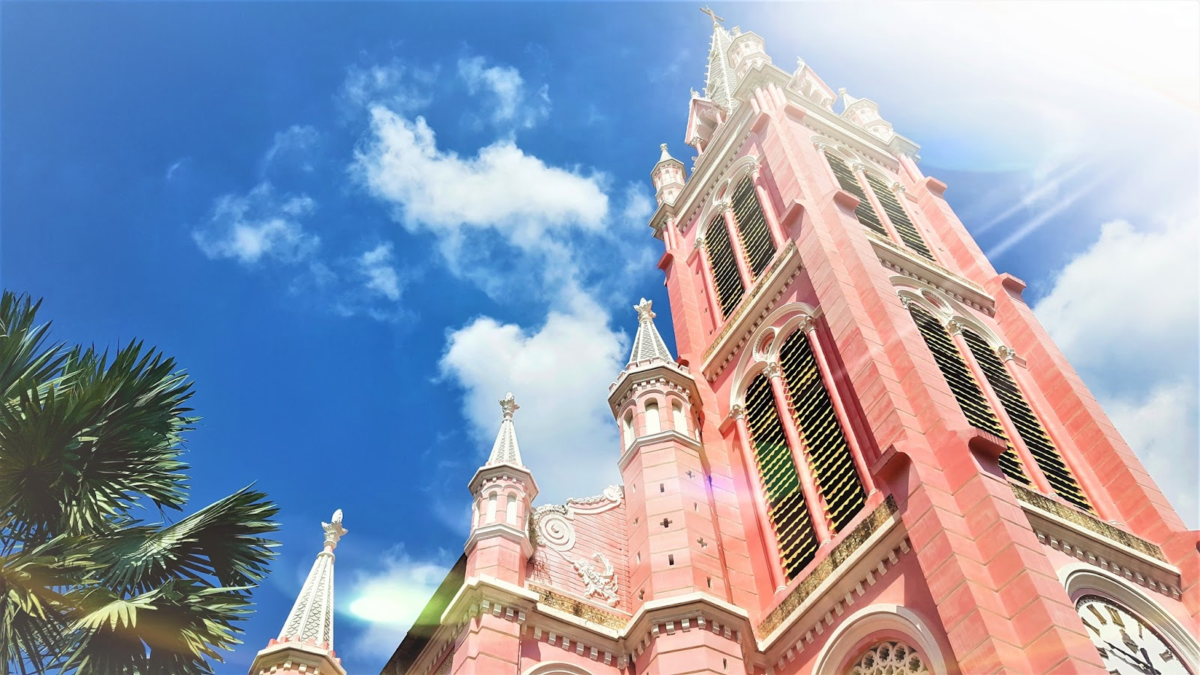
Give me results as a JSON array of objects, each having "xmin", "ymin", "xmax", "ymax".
[
  {"xmin": 628, "ymin": 298, "xmax": 674, "ymax": 365},
  {"xmin": 700, "ymin": 5, "xmax": 724, "ymax": 24}
]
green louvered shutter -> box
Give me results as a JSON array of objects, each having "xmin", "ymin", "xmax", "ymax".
[
  {"xmin": 865, "ymin": 172, "xmax": 935, "ymax": 261},
  {"xmin": 705, "ymin": 214, "xmax": 745, "ymax": 318},
  {"xmin": 745, "ymin": 373, "xmax": 819, "ymax": 578},
  {"xmin": 731, "ymin": 176, "xmax": 776, "ymax": 278},
  {"xmin": 907, "ymin": 305, "xmax": 1030, "ymax": 485},
  {"xmin": 824, "ymin": 152, "xmax": 887, "ymax": 236},
  {"xmin": 778, "ymin": 331, "xmax": 866, "ymax": 533},
  {"xmin": 961, "ymin": 330, "xmax": 1093, "ymax": 512}
]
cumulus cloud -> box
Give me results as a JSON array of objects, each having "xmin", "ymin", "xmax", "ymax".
[
  {"xmin": 438, "ymin": 293, "xmax": 628, "ymax": 504},
  {"xmin": 339, "ymin": 59, "xmax": 435, "ymax": 115},
  {"xmin": 1035, "ymin": 218, "xmax": 1198, "ymax": 527},
  {"xmin": 343, "ymin": 548, "xmax": 453, "ymax": 660},
  {"xmin": 358, "ymin": 243, "xmax": 403, "ymax": 301},
  {"xmin": 355, "ymin": 106, "xmax": 607, "ymax": 247},
  {"xmin": 457, "ymin": 55, "xmax": 550, "ymax": 129},
  {"xmin": 192, "ymin": 183, "xmax": 319, "ymax": 264}
]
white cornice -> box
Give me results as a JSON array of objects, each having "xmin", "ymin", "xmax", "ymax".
[
  {"xmin": 870, "ymin": 233, "xmax": 996, "ymax": 316},
  {"xmin": 617, "ymin": 429, "xmax": 703, "ymax": 473}
]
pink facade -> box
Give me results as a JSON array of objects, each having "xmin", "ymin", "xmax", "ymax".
[{"xmin": 380, "ymin": 14, "xmax": 1200, "ymax": 675}]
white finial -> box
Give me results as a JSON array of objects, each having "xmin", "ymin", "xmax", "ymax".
[
  {"xmin": 499, "ymin": 392, "xmax": 519, "ymax": 419},
  {"xmin": 322, "ymin": 509, "xmax": 347, "ymax": 549},
  {"xmin": 627, "ymin": 298, "xmax": 673, "ymax": 365},
  {"xmin": 658, "ymin": 144, "xmax": 675, "ymax": 163},
  {"xmin": 635, "ymin": 298, "xmax": 656, "ymax": 321}
]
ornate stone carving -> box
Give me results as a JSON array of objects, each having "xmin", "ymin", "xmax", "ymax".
[
  {"xmin": 764, "ymin": 361, "xmax": 783, "ymax": 380},
  {"xmin": 323, "ymin": 509, "xmax": 347, "ymax": 549},
  {"xmin": 849, "ymin": 640, "xmax": 929, "ymax": 675},
  {"xmin": 534, "ymin": 506, "xmax": 576, "ymax": 552},
  {"xmin": 728, "ymin": 404, "xmax": 746, "ymax": 421},
  {"xmin": 499, "ymin": 392, "xmax": 519, "ymax": 419},
  {"xmin": 996, "ymin": 345, "xmax": 1018, "ymax": 362},
  {"xmin": 945, "ymin": 319, "xmax": 964, "ymax": 336},
  {"xmin": 573, "ymin": 553, "xmax": 619, "ymax": 607},
  {"xmin": 796, "ymin": 314, "xmax": 817, "ymax": 335}
]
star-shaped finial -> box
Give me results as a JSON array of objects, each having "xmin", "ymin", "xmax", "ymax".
[
  {"xmin": 634, "ymin": 298, "xmax": 656, "ymax": 321},
  {"xmin": 499, "ymin": 392, "xmax": 520, "ymax": 419}
]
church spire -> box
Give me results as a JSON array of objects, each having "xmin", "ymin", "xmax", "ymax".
[
  {"xmin": 485, "ymin": 392, "xmax": 524, "ymax": 467},
  {"xmin": 249, "ymin": 511, "xmax": 347, "ymax": 675},
  {"xmin": 701, "ymin": 6, "xmax": 738, "ymax": 112},
  {"xmin": 628, "ymin": 298, "xmax": 674, "ymax": 364}
]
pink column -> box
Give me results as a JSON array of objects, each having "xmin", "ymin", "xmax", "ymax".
[
  {"xmin": 693, "ymin": 241, "xmax": 723, "ymax": 324},
  {"xmin": 732, "ymin": 409, "xmax": 787, "ymax": 590},
  {"xmin": 853, "ymin": 164, "xmax": 904, "ymax": 247},
  {"xmin": 799, "ymin": 316, "xmax": 876, "ymax": 495},
  {"xmin": 767, "ymin": 364, "xmax": 833, "ymax": 545},
  {"xmin": 722, "ymin": 204, "xmax": 755, "ymax": 287},
  {"xmin": 1001, "ymin": 349, "xmax": 1115, "ymax": 522},
  {"xmin": 752, "ymin": 166, "xmax": 787, "ymax": 248},
  {"xmin": 947, "ymin": 321, "xmax": 1055, "ymax": 496}
]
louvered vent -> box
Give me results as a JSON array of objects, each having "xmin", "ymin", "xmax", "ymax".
[
  {"xmin": 745, "ymin": 373, "xmax": 818, "ymax": 578},
  {"xmin": 824, "ymin": 152, "xmax": 887, "ymax": 236},
  {"xmin": 961, "ymin": 330, "xmax": 1093, "ymax": 512},
  {"xmin": 907, "ymin": 306, "xmax": 1030, "ymax": 485},
  {"xmin": 705, "ymin": 214, "xmax": 745, "ymax": 318},
  {"xmin": 864, "ymin": 172, "xmax": 935, "ymax": 261},
  {"xmin": 778, "ymin": 330, "xmax": 865, "ymax": 533},
  {"xmin": 731, "ymin": 176, "xmax": 776, "ymax": 278}
]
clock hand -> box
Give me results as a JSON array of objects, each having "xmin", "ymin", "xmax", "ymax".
[
  {"xmin": 1105, "ymin": 642, "xmax": 1153, "ymax": 673},
  {"xmin": 1139, "ymin": 647, "xmax": 1160, "ymax": 675}
]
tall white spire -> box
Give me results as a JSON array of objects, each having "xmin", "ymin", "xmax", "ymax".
[
  {"xmin": 628, "ymin": 298, "xmax": 674, "ymax": 365},
  {"xmin": 276, "ymin": 510, "xmax": 346, "ymax": 649},
  {"xmin": 701, "ymin": 6, "xmax": 738, "ymax": 112},
  {"xmin": 486, "ymin": 393, "xmax": 524, "ymax": 467}
]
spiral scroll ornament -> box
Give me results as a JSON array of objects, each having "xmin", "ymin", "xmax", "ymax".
[{"xmin": 535, "ymin": 508, "xmax": 576, "ymax": 552}]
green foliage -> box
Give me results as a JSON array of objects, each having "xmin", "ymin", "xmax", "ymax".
[{"xmin": 0, "ymin": 291, "xmax": 280, "ymax": 674}]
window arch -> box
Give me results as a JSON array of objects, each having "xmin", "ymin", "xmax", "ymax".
[
  {"xmin": 622, "ymin": 409, "xmax": 635, "ymax": 449},
  {"xmin": 777, "ymin": 329, "xmax": 866, "ymax": 532},
  {"xmin": 671, "ymin": 400, "xmax": 688, "ymax": 435},
  {"xmin": 824, "ymin": 150, "xmax": 887, "ymax": 236},
  {"xmin": 863, "ymin": 171, "xmax": 935, "ymax": 261},
  {"xmin": 814, "ymin": 604, "xmax": 950, "ymax": 675},
  {"xmin": 744, "ymin": 371, "xmax": 819, "ymax": 578},
  {"xmin": 906, "ymin": 303, "xmax": 1030, "ymax": 484},
  {"xmin": 704, "ymin": 213, "xmax": 745, "ymax": 318},
  {"xmin": 959, "ymin": 328, "xmax": 1092, "ymax": 512},
  {"xmin": 730, "ymin": 175, "xmax": 776, "ymax": 277},
  {"xmin": 643, "ymin": 400, "xmax": 661, "ymax": 435}
]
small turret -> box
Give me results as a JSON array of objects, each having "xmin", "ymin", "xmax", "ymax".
[
  {"xmin": 464, "ymin": 393, "xmax": 537, "ymax": 586},
  {"xmin": 651, "ymin": 144, "xmax": 687, "ymax": 207},
  {"xmin": 838, "ymin": 87, "xmax": 895, "ymax": 142}
]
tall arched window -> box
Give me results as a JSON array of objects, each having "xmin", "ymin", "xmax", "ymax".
[
  {"xmin": 644, "ymin": 401, "xmax": 661, "ymax": 435},
  {"xmin": 672, "ymin": 402, "xmax": 688, "ymax": 435},
  {"xmin": 505, "ymin": 493, "xmax": 518, "ymax": 525},
  {"xmin": 778, "ymin": 330, "xmax": 866, "ymax": 532},
  {"xmin": 824, "ymin": 151, "xmax": 887, "ymax": 236},
  {"xmin": 731, "ymin": 175, "xmax": 776, "ymax": 277},
  {"xmin": 705, "ymin": 213, "xmax": 745, "ymax": 318},
  {"xmin": 961, "ymin": 329, "xmax": 1093, "ymax": 512},
  {"xmin": 622, "ymin": 410, "xmax": 635, "ymax": 449},
  {"xmin": 864, "ymin": 172, "xmax": 935, "ymax": 261},
  {"xmin": 907, "ymin": 304, "xmax": 1030, "ymax": 484},
  {"xmin": 744, "ymin": 372, "xmax": 819, "ymax": 578},
  {"xmin": 487, "ymin": 493, "xmax": 498, "ymax": 522}
]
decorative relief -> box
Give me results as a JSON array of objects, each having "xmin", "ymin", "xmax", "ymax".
[
  {"xmin": 573, "ymin": 553, "xmax": 620, "ymax": 607},
  {"xmin": 850, "ymin": 641, "xmax": 929, "ymax": 675},
  {"xmin": 1012, "ymin": 485, "xmax": 1167, "ymax": 561},
  {"xmin": 533, "ymin": 506, "xmax": 576, "ymax": 552},
  {"xmin": 996, "ymin": 345, "xmax": 1018, "ymax": 362},
  {"xmin": 531, "ymin": 584, "xmax": 628, "ymax": 630}
]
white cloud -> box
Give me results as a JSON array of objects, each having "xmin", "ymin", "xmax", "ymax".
[
  {"xmin": 339, "ymin": 59, "xmax": 435, "ymax": 115},
  {"xmin": 354, "ymin": 106, "xmax": 608, "ymax": 253},
  {"xmin": 358, "ymin": 243, "xmax": 403, "ymax": 301},
  {"xmin": 263, "ymin": 125, "xmax": 320, "ymax": 172},
  {"xmin": 343, "ymin": 549, "xmax": 452, "ymax": 660},
  {"xmin": 438, "ymin": 293, "xmax": 628, "ymax": 504},
  {"xmin": 192, "ymin": 183, "xmax": 319, "ymax": 264},
  {"xmin": 457, "ymin": 56, "xmax": 549, "ymax": 129},
  {"xmin": 1034, "ymin": 218, "xmax": 1198, "ymax": 527},
  {"xmin": 165, "ymin": 158, "xmax": 187, "ymax": 181}
]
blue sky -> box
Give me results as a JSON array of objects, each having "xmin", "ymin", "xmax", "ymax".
[{"xmin": 2, "ymin": 2, "xmax": 1197, "ymax": 673}]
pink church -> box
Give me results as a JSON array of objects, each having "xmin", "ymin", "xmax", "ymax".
[{"xmin": 251, "ymin": 9, "xmax": 1199, "ymax": 675}]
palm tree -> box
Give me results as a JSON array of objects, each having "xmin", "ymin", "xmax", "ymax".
[{"xmin": 0, "ymin": 291, "xmax": 279, "ymax": 674}]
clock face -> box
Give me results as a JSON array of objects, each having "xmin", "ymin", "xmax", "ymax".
[{"xmin": 1076, "ymin": 595, "xmax": 1191, "ymax": 675}]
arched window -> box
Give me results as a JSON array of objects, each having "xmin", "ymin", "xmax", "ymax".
[
  {"xmin": 824, "ymin": 151, "xmax": 887, "ymax": 236},
  {"xmin": 622, "ymin": 410, "xmax": 635, "ymax": 449},
  {"xmin": 705, "ymin": 213, "xmax": 745, "ymax": 317},
  {"xmin": 672, "ymin": 402, "xmax": 688, "ymax": 435},
  {"xmin": 849, "ymin": 640, "xmax": 931, "ymax": 675},
  {"xmin": 644, "ymin": 401, "xmax": 661, "ymax": 435},
  {"xmin": 778, "ymin": 330, "xmax": 866, "ymax": 533},
  {"xmin": 730, "ymin": 175, "xmax": 776, "ymax": 277},
  {"xmin": 864, "ymin": 172, "xmax": 935, "ymax": 261},
  {"xmin": 505, "ymin": 493, "xmax": 518, "ymax": 525},
  {"xmin": 744, "ymin": 372, "xmax": 819, "ymax": 578},
  {"xmin": 487, "ymin": 493, "xmax": 498, "ymax": 522},
  {"xmin": 960, "ymin": 329, "xmax": 1093, "ymax": 512},
  {"xmin": 907, "ymin": 304, "xmax": 1030, "ymax": 484}
]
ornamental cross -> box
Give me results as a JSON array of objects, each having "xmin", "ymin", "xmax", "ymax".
[
  {"xmin": 634, "ymin": 298, "xmax": 656, "ymax": 322},
  {"xmin": 699, "ymin": 5, "xmax": 724, "ymax": 24},
  {"xmin": 499, "ymin": 392, "xmax": 519, "ymax": 419}
]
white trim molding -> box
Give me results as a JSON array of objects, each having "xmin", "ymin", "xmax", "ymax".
[{"xmin": 812, "ymin": 604, "xmax": 950, "ymax": 675}]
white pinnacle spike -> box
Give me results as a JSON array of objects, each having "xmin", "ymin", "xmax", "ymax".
[
  {"xmin": 628, "ymin": 298, "xmax": 673, "ymax": 365},
  {"xmin": 277, "ymin": 510, "xmax": 346, "ymax": 649},
  {"xmin": 486, "ymin": 392, "xmax": 524, "ymax": 467}
]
